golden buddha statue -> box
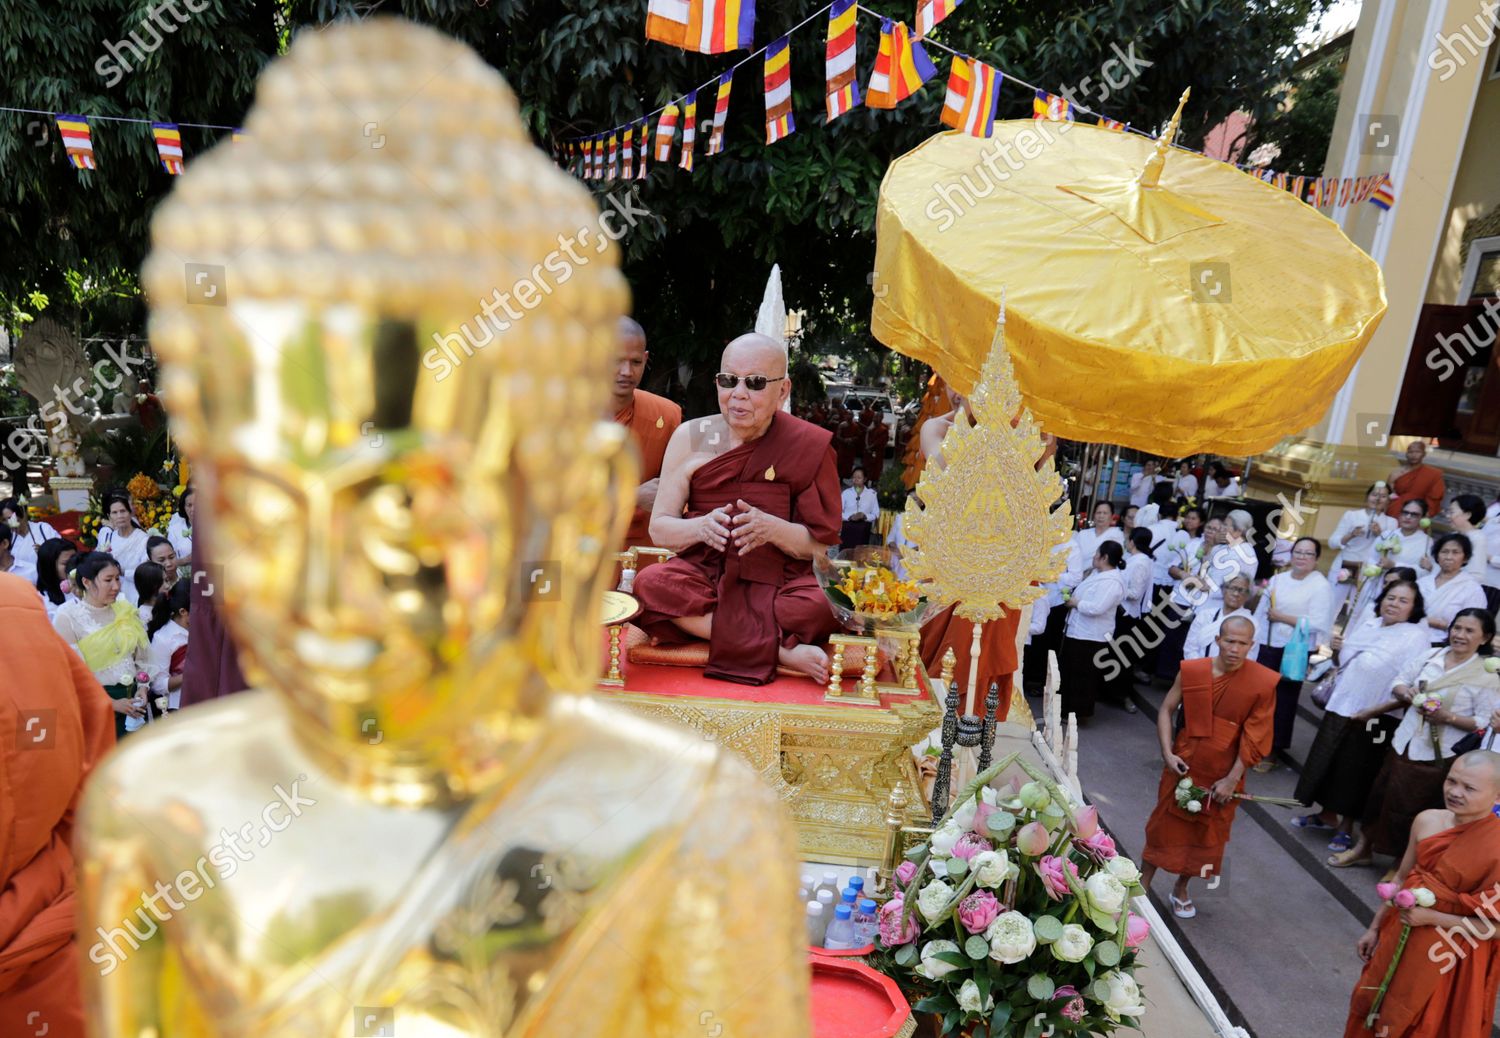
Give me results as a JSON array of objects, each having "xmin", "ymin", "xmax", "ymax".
[{"xmin": 76, "ymin": 19, "xmax": 809, "ymax": 1037}]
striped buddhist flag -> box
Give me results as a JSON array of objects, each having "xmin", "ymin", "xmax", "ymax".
[
  {"xmin": 866, "ymin": 19, "xmax": 936, "ymax": 109},
  {"xmin": 231, "ymin": 127, "xmax": 247, "ymax": 144},
  {"xmin": 645, "ymin": 0, "xmax": 756, "ymax": 54},
  {"xmin": 825, "ymin": 0, "xmax": 860, "ymax": 122},
  {"xmin": 955, "ymin": 59, "xmax": 1000, "ymax": 137},
  {"xmin": 1033, "ymin": 90, "xmax": 1073, "ymax": 122},
  {"xmin": 914, "ymin": 0, "xmax": 962, "ymax": 38},
  {"xmin": 606, "ymin": 132, "xmax": 619, "ymax": 179},
  {"xmin": 1338, "ymin": 177, "xmax": 1355, "ymax": 206},
  {"xmin": 622, "ymin": 125, "xmax": 636, "ymax": 179},
  {"xmin": 707, "ymin": 70, "xmax": 733, "ymax": 155},
  {"xmin": 679, "ymin": 90, "xmax": 698, "ymax": 171},
  {"xmin": 634, "ymin": 119, "xmax": 650, "ymax": 178},
  {"xmin": 940, "ymin": 56, "xmax": 971, "ymax": 129},
  {"xmin": 1096, "ymin": 116, "xmax": 1125, "ymax": 131},
  {"xmin": 54, "ymin": 114, "xmax": 95, "ymax": 170},
  {"xmin": 1369, "ymin": 174, "xmax": 1395, "ymax": 211},
  {"xmin": 1273, "ymin": 172, "xmax": 1288, "ymax": 190},
  {"xmin": 1290, "ymin": 175, "xmax": 1306, "ymax": 200},
  {"xmin": 655, "ymin": 102, "xmax": 679, "ymax": 162},
  {"xmin": 590, "ymin": 136, "xmax": 603, "ymax": 179},
  {"xmin": 152, "ymin": 122, "xmax": 184, "ymax": 174},
  {"xmin": 764, "ymin": 35, "xmax": 796, "ymax": 144}
]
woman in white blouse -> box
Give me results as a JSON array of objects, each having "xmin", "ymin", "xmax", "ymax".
[
  {"xmin": 52, "ymin": 551, "xmax": 153, "ymax": 739},
  {"xmin": 1327, "ymin": 483, "xmax": 1397, "ymax": 615},
  {"xmin": 96, "ymin": 492, "xmax": 162, "ymax": 607},
  {"xmin": 1060, "ymin": 540, "xmax": 1127, "ymax": 722},
  {"xmin": 1172, "ymin": 460, "xmax": 1198, "ymax": 501},
  {"xmin": 33, "ymin": 538, "xmax": 77, "ymax": 622},
  {"xmin": 1292, "ymin": 578, "xmax": 1430, "ymax": 852},
  {"xmin": 1330, "ymin": 608, "xmax": 1499, "ymax": 867},
  {"xmin": 1416, "ymin": 534, "xmax": 1487, "ymax": 645},
  {"xmin": 1182, "ymin": 574, "xmax": 1263, "ymax": 661},
  {"xmin": 1445, "ymin": 495, "xmax": 1494, "ymax": 583},
  {"xmin": 147, "ymin": 580, "xmax": 191, "ymax": 713},
  {"xmin": 1108, "ymin": 528, "xmax": 1157, "ymax": 702},
  {"xmin": 166, "ymin": 484, "xmax": 195, "ymax": 574},
  {"xmin": 1252, "ymin": 536, "xmax": 1334, "ymax": 769},
  {"xmin": 1154, "ymin": 508, "xmax": 1211, "ymax": 681}
]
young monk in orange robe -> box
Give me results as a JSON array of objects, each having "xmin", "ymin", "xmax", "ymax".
[
  {"xmin": 1141, "ymin": 616, "xmax": 1276, "ymax": 918},
  {"xmin": 1344, "ymin": 750, "xmax": 1500, "ymax": 1038},
  {"xmin": 0, "ymin": 574, "xmax": 115, "ymax": 1038},
  {"xmin": 612, "ymin": 318, "xmax": 682, "ymax": 548}
]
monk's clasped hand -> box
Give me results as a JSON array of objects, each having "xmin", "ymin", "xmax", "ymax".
[
  {"xmin": 699, "ymin": 507, "xmax": 732, "ymax": 552},
  {"xmin": 730, "ymin": 499, "xmax": 778, "ymax": 556},
  {"xmin": 1210, "ymin": 777, "xmax": 1237, "ymax": 804}
]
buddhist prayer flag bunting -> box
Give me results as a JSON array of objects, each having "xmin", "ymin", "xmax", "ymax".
[
  {"xmin": 954, "ymin": 59, "xmax": 999, "ymax": 138},
  {"xmin": 824, "ymin": 0, "xmax": 860, "ymax": 121},
  {"xmin": 1096, "ymin": 116, "xmax": 1124, "ymax": 131},
  {"xmin": 607, "ymin": 132, "xmax": 619, "ymax": 179},
  {"xmin": 152, "ymin": 122, "xmax": 184, "ymax": 174},
  {"xmin": 231, "ymin": 127, "xmax": 247, "ymax": 143},
  {"xmin": 55, "ymin": 114, "xmax": 95, "ymax": 169},
  {"xmin": 866, "ymin": 18, "xmax": 936, "ymax": 109},
  {"xmin": 707, "ymin": 70, "xmax": 733, "ymax": 155},
  {"xmin": 593, "ymin": 136, "xmax": 606, "ymax": 179},
  {"xmin": 1033, "ymin": 90, "xmax": 1073, "ymax": 121},
  {"xmin": 645, "ymin": 0, "xmax": 756, "ymax": 54},
  {"xmin": 655, "ymin": 102, "xmax": 679, "ymax": 162},
  {"xmin": 622, "ymin": 124, "xmax": 636, "ymax": 178},
  {"xmin": 679, "ymin": 90, "xmax": 698, "ymax": 170},
  {"xmin": 1272, "ymin": 172, "xmax": 1288, "ymax": 190},
  {"xmin": 1369, "ymin": 174, "xmax": 1395, "ymax": 210},
  {"xmin": 635, "ymin": 119, "xmax": 650, "ymax": 177},
  {"xmin": 764, "ymin": 35, "xmax": 796, "ymax": 143},
  {"xmin": 914, "ymin": 0, "xmax": 962, "ymax": 38},
  {"xmin": 1337, "ymin": 177, "xmax": 1354, "ymax": 206},
  {"xmin": 940, "ymin": 56, "xmax": 971, "ymax": 129},
  {"xmin": 1290, "ymin": 175, "xmax": 1306, "ymax": 200}
]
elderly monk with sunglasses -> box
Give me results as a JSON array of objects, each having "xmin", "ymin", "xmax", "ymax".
[{"xmin": 632, "ymin": 333, "xmax": 842, "ymax": 685}]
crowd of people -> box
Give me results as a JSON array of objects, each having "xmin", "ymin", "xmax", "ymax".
[{"xmin": 2, "ymin": 487, "xmax": 196, "ymax": 739}]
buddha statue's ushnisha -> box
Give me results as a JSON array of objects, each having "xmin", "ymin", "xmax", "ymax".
[{"xmin": 76, "ymin": 18, "xmax": 809, "ymax": 1037}]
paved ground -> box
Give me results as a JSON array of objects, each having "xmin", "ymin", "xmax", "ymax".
[{"xmin": 1066, "ymin": 675, "xmax": 1388, "ymax": 1038}]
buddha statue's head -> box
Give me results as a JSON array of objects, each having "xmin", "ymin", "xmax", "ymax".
[{"xmin": 142, "ymin": 19, "xmax": 634, "ymax": 799}]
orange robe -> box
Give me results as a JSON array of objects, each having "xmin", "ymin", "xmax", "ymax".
[
  {"xmin": 632, "ymin": 413, "xmax": 841, "ymax": 685},
  {"xmin": 614, "ymin": 388, "xmax": 682, "ymax": 547},
  {"xmin": 920, "ymin": 608, "xmax": 1021, "ymax": 721},
  {"xmin": 901, "ymin": 376, "xmax": 948, "ymax": 491},
  {"xmin": 1142, "ymin": 657, "xmax": 1275, "ymax": 875},
  {"xmin": 1344, "ymin": 814, "xmax": 1500, "ymax": 1038},
  {"xmin": 1386, "ymin": 463, "xmax": 1445, "ymax": 519},
  {"xmin": 0, "ymin": 575, "xmax": 115, "ymax": 1038}
]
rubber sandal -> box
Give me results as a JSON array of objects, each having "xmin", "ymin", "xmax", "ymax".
[
  {"xmin": 1292, "ymin": 814, "xmax": 1333, "ymax": 831},
  {"xmin": 1327, "ymin": 833, "xmax": 1353, "ymax": 853},
  {"xmin": 1327, "ymin": 849, "xmax": 1373, "ymax": 868},
  {"xmin": 1170, "ymin": 894, "xmax": 1196, "ymax": 919}
]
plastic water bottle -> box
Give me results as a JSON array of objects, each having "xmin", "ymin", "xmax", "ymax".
[
  {"xmin": 840, "ymin": 887, "xmax": 858, "ymax": 908},
  {"xmin": 816, "ymin": 889, "xmax": 836, "ymax": 916},
  {"xmin": 847, "ymin": 875, "xmax": 866, "ymax": 899},
  {"xmin": 815, "ymin": 870, "xmax": 842, "ymax": 904},
  {"xmin": 824, "ymin": 904, "xmax": 858, "ymax": 950},
  {"xmin": 805, "ymin": 901, "xmax": 827, "ymax": 946},
  {"xmin": 853, "ymin": 898, "xmax": 879, "ymax": 946}
]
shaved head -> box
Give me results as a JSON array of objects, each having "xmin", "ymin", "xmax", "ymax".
[
  {"xmin": 619, "ymin": 316, "xmax": 646, "ymax": 346},
  {"xmin": 722, "ymin": 332, "xmax": 787, "ymax": 376},
  {"xmin": 1220, "ymin": 615, "xmax": 1256, "ymax": 638},
  {"xmin": 1454, "ymin": 750, "xmax": 1500, "ymax": 788}
]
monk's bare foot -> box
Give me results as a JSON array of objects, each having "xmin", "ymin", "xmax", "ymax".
[{"xmin": 780, "ymin": 644, "xmax": 831, "ymax": 685}]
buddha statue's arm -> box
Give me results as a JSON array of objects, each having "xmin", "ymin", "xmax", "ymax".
[
  {"xmin": 641, "ymin": 758, "xmax": 811, "ymax": 1037},
  {"xmin": 76, "ymin": 774, "xmax": 173, "ymax": 1036}
]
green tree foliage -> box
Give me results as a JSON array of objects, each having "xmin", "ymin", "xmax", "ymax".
[
  {"xmin": 1245, "ymin": 51, "xmax": 1345, "ymax": 176},
  {"xmin": 2, "ymin": 0, "xmax": 1330, "ymax": 414}
]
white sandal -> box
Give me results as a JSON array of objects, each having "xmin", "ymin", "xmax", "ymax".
[{"xmin": 1170, "ymin": 893, "xmax": 1196, "ymax": 919}]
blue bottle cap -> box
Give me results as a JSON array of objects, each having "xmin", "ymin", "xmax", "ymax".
[
  {"xmin": 841, "ymin": 888, "xmax": 857, "ymax": 902},
  {"xmin": 858, "ymin": 898, "xmax": 877, "ymax": 912},
  {"xmin": 835, "ymin": 904, "xmax": 853, "ymax": 920},
  {"xmin": 849, "ymin": 876, "xmax": 865, "ymax": 889}
]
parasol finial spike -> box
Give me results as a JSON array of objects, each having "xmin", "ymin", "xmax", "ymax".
[{"xmin": 1138, "ymin": 87, "xmax": 1191, "ymax": 190}]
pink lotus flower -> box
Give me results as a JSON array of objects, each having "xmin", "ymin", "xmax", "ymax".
[
  {"xmin": 972, "ymin": 801, "xmax": 999, "ymax": 836},
  {"xmin": 1054, "ymin": 986, "xmax": 1080, "ymax": 999},
  {"xmin": 1078, "ymin": 829, "xmax": 1118, "ymax": 861},
  {"xmin": 1016, "ymin": 821, "xmax": 1051, "ymax": 857},
  {"xmin": 1035, "ymin": 854, "xmax": 1079, "ymax": 900},
  {"xmin": 59, "ymin": 578, "xmax": 71, "ymax": 594},
  {"xmin": 877, "ymin": 897, "xmax": 921, "ymax": 947},
  {"xmin": 957, "ymin": 889, "xmax": 1002, "ymax": 934},
  {"xmin": 1125, "ymin": 912, "xmax": 1150, "ymax": 950},
  {"xmin": 953, "ymin": 833, "xmax": 990, "ymax": 861},
  {"xmin": 1393, "ymin": 889, "xmax": 1417, "ymax": 910},
  {"xmin": 1376, "ymin": 882, "xmax": 1399, "ymax": 902},
  {"xmin": 895, "ymin": 860, "xmax": 918, "ymax": 887},
  {"xmin": 1061, "ymin": 997, "xmax": 1087, "ymax": 1023},
  {"xmin": 1072, "ymin": 805, "xmax": 1099, "ymax": 840}
]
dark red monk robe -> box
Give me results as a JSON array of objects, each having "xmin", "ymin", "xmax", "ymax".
[
  {"xmin": 1344, "ymin": 814, "xmax": 1500, "ymax": 1038},
  {"xmin": 1142, "ymin": 656, "xmax": 1276, "ymax": 875},
  {"xmin": 632, "ymin": 412, "xmax": 841, "ymax": 684}
]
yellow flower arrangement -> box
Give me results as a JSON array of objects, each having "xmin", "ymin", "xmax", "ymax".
[
  {"xmin": 127, "ymin": 472, "xmax": 162, "ymax": 501},
  {"xmin": 834, "ymin": 564, "xmax": 922, "ymax": 618}
]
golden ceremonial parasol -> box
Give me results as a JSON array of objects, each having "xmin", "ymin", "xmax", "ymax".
[{"xmin": 870, "ymin": 91, "xmax": 1387, "ymax": 456}]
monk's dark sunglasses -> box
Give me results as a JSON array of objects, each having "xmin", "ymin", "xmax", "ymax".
[{"xmin": 715, "ymin": 373, "xmax": 786, "ymax": 392}]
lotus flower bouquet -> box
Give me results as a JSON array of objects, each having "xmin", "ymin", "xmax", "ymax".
[
  {"xmin": 872, "ymin": 754, "xmax": 1148, "ymax": 1036},
  {"xmin": 1363, "ymin": 882, "xmax": 1437, "ymax": 1030}
]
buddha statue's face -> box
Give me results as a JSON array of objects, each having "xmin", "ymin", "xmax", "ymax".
[{"xmin": 173, "ymin": 307, "xmax": 632, "ymax": 755}]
